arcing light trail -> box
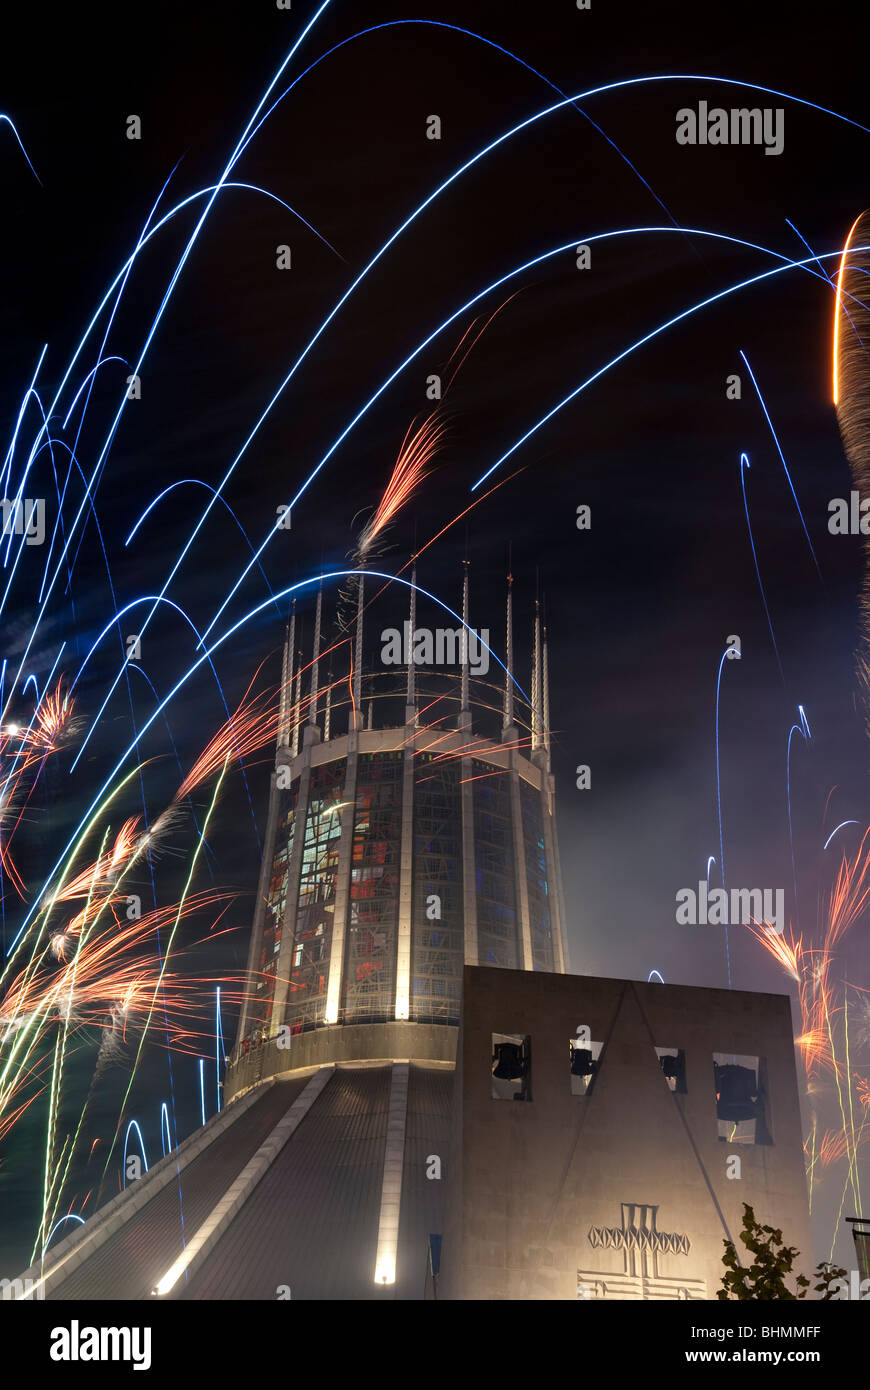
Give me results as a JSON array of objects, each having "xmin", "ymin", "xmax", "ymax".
[
  {"xmin": 43, "ymin": 1214, "xmax": 84, "ymax": 1251},
  {"xmin": 5, "ymin": 571, "xmax": 528, "ymax": 960},
  {"xmin": 193, "ymin": 57, "xmax": 870, "ymax": 641},
  {"xmin": 160, "ymin": 1101, "xmax": 171, "ymax": 1156},
  {"xmin": 824, "ymin": 821, "xmax": 860, "ymax": 851},
  {"xmin": 238, "ymin": 20, "xmax": 687, "ymax": 233},
  {"xmin": 215, "ymin": 988, "xmax": 223, "ymax": 1115},
  {"xmin": 232, "ymin": 66, "xmax": 870, "ymax": 524},
  {"xmin": 3, "ymin": 21, "xmax": 870, "ymax": 1261},
  {"xmin": 94, "ymin": 755, "xmax": 232, "ymax": 1193},
  {"xmin": 66, "ymin": 591, "xmax": 270, "ymax": 856},
  {"xmin": 32, "ymin": 179, "xmax": 338, "ymax": 613},
  {"xmin": 786, "ymin": 219, "xmax": 834, "ymax": 286},
  {"xmin": 714, "ymin": 646, "xmax": 734, "ymax": 988},
  {"xmin": 3, "ymin": 865, "xmax": 241, "ymax": 1242},
  {"xmin": 59, "ymin": 356, "xmax": 132, "ymax": 433},
  {"xmin": 12, "ymin": 440, "xmax": 267, "ymax": 880},
  {"xmin": 740, "ymin": 452, "xmax": 784, "ymax": 682},
  {"xmin": 0, "ymin": 0, "xmax": 339, "ymax": 721},
  {"xmin": 202, "ymin": 230, "xmax": 849, "ymax": 653},
  {"xmin": 832, "ymin": 212, "xmax": 864, "ymax": 406},
  {"xmin": 0, "ymin": 344, "xmax": 47, "ymax": 495},
  {"xmin": 27, "ymin": 179, "xmax": 340, "ymax": 604},
  {"xmin": 5, "ymin": 237, "xmax": 863, "ymax": 953},
  {"xmin": 787, "ymin": 713, "xmax": 812, "ymax": 926},
  {"xmin": 14, "ymin": 433, "xmax": 249, "ymax": 1178},
  {"xmin": 5, "ymin": 66, "xmax": 867, "ymax": 745},
  {"xmin": 122, "ymin": 1119, "xmax": 148, "ymax": 1187},
  {"xmin": 124, "ymin": 479, "xmax": 282, "ymax": 614},
  {"xmin": 16, "ymin": 63, "xmax": 849, "ymax": 725},
  {"xmin": 66, "ymin": 594, "xmax": 260, "ymax": 830},
  {"xmin": 832, "ymin": 209, "xmax": 870, "ymax": 743},
  {"xmin": 9, "ymin": 627, "xmax": 524, "ymax": 1237},
  {"xmin": 2, "ymin": 834, "xmax": 223, "ymax": 1217},
  {"xmin": 471, "ymin": 242, "xmax": 862, "ymax": 492},
  {"xmin": 59, "ymin": 165, "xmax": 183, "ymax": 592},
  {"xmin": 13, "ymin": 230, "xmax": 832, "ymax": 953},
  {"xmin": 0, "ymin": 267, "xmax": 845, "ymax": 821},
  {"xmin": 0, "ymin": 112, "xmax": 41, "ymax": 184},
  {"xmin": 5, "ymin": 168, "xmax": 181, "ymax": 624},
  {"xmin": 738, "ymin": 350, "xmax": 821, "ymax": 580}
]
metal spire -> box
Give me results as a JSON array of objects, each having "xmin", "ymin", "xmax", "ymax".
[
  {"xmin": 324, "ymin": 669, "xmax": 332, "ymax": 742},
  {"xmin": 502, "ymin": 567, "xmax": 514, "ymax": 730},
  {"xmin": 291, "ymin": 619, "xmax": 302, "ymax": 758},
  {"xmin": 353, "ymin": 576, "xmax": 364, "ymax": 729},
  {"xmin": 531, "ymin": 598, "xmax": 543, "ymax": 751},
  {"xmin": 460, "ymin": 558, "xmax": 470, "ymax": 718},
  {"xmin": 308, "ymin": 583, "xmax": 322, "ymax": 725},
  {"xmin": 542, "ymin": 619, "xmax": 551, "ymax": 769},
  {"xmin": 406, "ymin": 562, "xmax": 417, "ymax": 719},
  {"xmin": 278, "ymin": 602, "xmax": 295, "ymax": 751}
]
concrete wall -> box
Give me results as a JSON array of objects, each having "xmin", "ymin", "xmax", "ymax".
[
  {"xmin": 227, "ymin": 1020, "xmax": 457, "ymax": 1100},
  {"xmin": 441, "ymin": 966, "xmax": 812, "ymax": 1300}
]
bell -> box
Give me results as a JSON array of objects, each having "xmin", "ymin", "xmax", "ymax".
[
  {"xmin": 492, "ymin": 1042, "xmax": 526, "ymax": 1080},
  {"xmin": 660, "ymin": 1054, "xmax": 681, "ymax": 1080},
  {"xmin": 570, "ymin": 1046, "xmax": 596, "ymax": 1077},
  {"xmin": 715, "ymin": 1063, "xmax": 759, "ymax": 1121}
]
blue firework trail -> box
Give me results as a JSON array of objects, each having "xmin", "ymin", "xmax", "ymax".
[
  {"xmin": 740, "ymin": 452, "xmax": 784, "ymax": 682},
  {"xmin": 824, "ymin": 820, "xmax": 860, "ymax": 851},
  {"xmin": 121, "ymin": 1119, "xmax": 149, "ymax": 1187},
  {"xmin": 714, "ymin": 647, "xmax": 734, "ymax": 989},
  {"xmin": 1, "ymin": 5, "xmax": 868, "ymax": 1265},
  {"xmin": 786, "ymin": 711, "xmax": 812, "ymax": 926},
  {"xmin": 739, "ymin": 351, "xmax": 821, "ymax": 580}
]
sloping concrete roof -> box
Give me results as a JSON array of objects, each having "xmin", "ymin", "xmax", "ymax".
[
  {"xmin": 21, "ymin": 1062, "xmax": 451, "ymax": 1301},
  {"xmin": 181, "ymin": 1062, "xmax": 451, "ymax": 1300},
  {"xmin": 395, "ymin": 1063, "xmax": 453, "ymax": 1300},
  {"xmin": 50, "ymin": 1076, "xmax": 311, "ymax": 1300},
  {"xmin": 181, "ymin": 1064, "xmax": 392, "ymax": 1299}
]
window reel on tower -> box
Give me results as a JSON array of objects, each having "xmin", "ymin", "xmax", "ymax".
[
  {"xmin": 655, "ymin": 1047, "xmax": 687, "ymax": 1093},
  {"xmin": 714, "ymin": 1062, "xmax": 760, "ymax": 1121},
  {"xmin": 569, "ymin": 1037, "xmax": 602, "ymax": 1095},
  {"xmin": 712, "ymin": 1053, "xmax": 772, "ymax": 1145},
  {"xmin": 570, "ymin": 1043, "xmax": 597, "ymax": 1078},
  {"xmin": 493, "ymin": 1042, "xmax": 526, "ymax": 1080},
  {"xmin": 491, "ymin": 1033, "xmax": 531, "ymax": 1100}
]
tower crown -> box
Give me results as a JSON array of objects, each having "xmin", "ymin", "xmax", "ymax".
[{"xmin": 228, "ymin": 569, "xmax": 565, "ymax": 1098}]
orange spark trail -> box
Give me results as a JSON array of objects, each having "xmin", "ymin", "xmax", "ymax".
[{"xmin": 832, "ymin": 212, "xmax": 864, "ymax": 405}]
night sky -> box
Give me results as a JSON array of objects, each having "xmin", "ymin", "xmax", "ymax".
[{"xmin": 1, "ymin": 0, "xmax": 868, "ymax": 1273}]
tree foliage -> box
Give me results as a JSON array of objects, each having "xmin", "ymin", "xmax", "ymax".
[{"xmin": 717, "ymin": 1203, "xmax": 844, "ymax": 1300}]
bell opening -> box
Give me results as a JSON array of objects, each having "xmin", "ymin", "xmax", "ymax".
[{"xmin": 492, "ymin": 1033, "xmax": 531, "ymax": 1101}]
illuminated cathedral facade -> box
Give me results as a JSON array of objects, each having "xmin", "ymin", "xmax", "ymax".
[
  {"xmin": 227, "ymin": 565, "xmax": 567, "ymax": 1098},
  {"xmin": 18, "ymin": 569, "xmax": 812, "ymax": 1302}
]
